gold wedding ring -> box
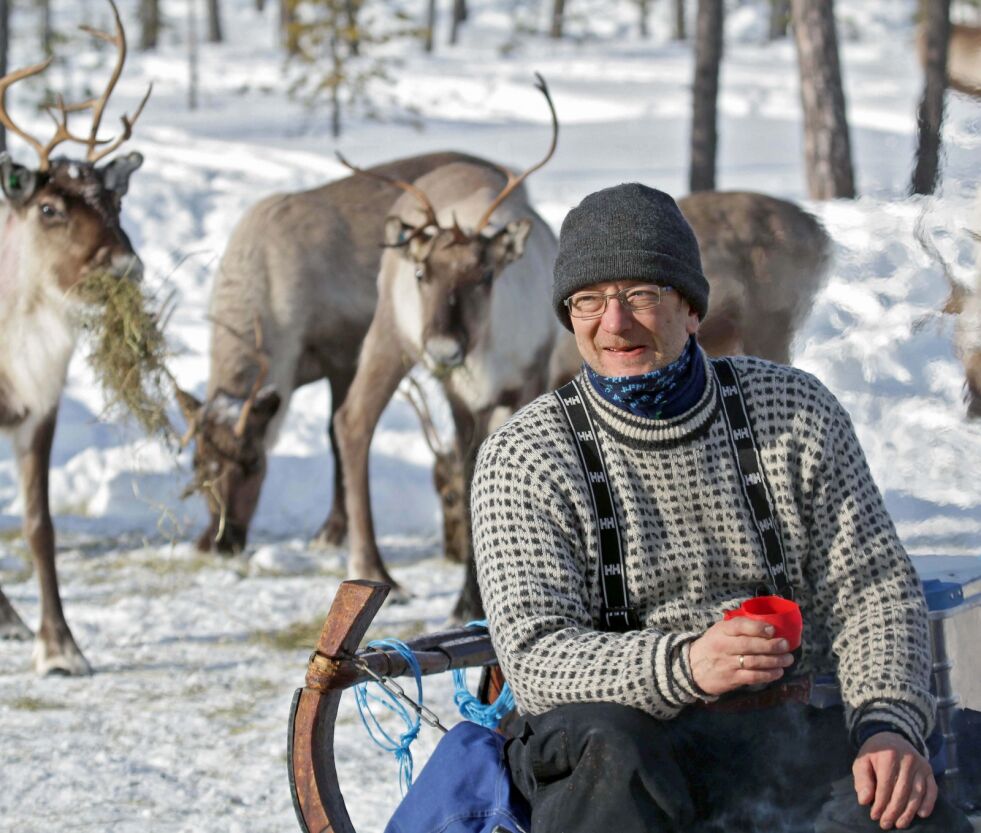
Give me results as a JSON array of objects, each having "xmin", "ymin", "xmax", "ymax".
[{"xmin": 738, "ymin": 654, "xmax": 745, "ymax": 670}]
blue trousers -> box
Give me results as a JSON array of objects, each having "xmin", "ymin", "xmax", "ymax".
[{"xmin": 505, "ymin": 701, "xmax": 971, "ymax": 833}]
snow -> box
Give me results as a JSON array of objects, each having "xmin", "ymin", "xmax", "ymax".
[{"xmin": 1, "ymin": 0, "xmax": 979, "ymax": 830}]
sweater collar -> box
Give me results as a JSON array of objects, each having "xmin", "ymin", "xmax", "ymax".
[{"xmin": 578, "ymin": 347, "xmax": 719, "ymax": 446}]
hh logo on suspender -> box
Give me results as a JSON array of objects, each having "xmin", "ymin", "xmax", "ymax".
[
  {"xmin": 721, "ymin": 384, "xmax": 739, "ymax": 397},
  {"xmin": 603, "ymin": 563, "xmax": 621, "ymax": 576},
  {"xmin": 599, "ymin": 516, "xmax": 615, "ymax": 530},
  {"xmin": 563, "ymin": 395, "xmax": 581, "ymax": 406},
  {"xmin": 577, "ymin": 430, "xmax": 594, "ymax": 443},
  {"xmin": 759, "ymin": 517, "xmax": 774, "ymax": 532},
  {"xmin": 744, "ymin": 472, "xmax": 763, "ymax": 486},
  {"xmin": 732, "ymin": 427, "xmax": 751, "ymax": 441},
  {"xmin": 589, "ymin": 472, "xmax": 606, "ymax": 484}
]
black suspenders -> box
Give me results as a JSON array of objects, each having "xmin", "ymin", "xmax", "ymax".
[
  {"xmin": 555, "ymin": 360, "xmax": 793, "ymax": 635},
  {"xmin": 555, "ymin": 380, "xmax": 639, "ymax": 632}
]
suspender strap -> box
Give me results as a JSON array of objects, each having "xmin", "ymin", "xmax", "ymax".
[
  {"xmin": 555, "ymin": 380, "xmax": 639, "ymax": 632},
  {"xmin": 712, "ymin": 358, "xmax": 794, "ymax": 601}
]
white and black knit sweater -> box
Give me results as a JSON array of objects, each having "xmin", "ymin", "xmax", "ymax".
[{"xmin": 472, "ymin": 351, "xmax": 935, "ymax": 753}]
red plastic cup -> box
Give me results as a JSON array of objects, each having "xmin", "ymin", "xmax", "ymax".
[{"xmin": 723, "ymin": 595, "xmax": 803, "ymax": 650}]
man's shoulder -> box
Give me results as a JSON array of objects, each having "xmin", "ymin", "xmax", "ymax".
[
  {"xmin": 478, "ymin": 390, "xmax": 569, "ymax": 463},
  {"xmin": 717, "ymin": 354, "xmax": 836, "ymax": 401}
]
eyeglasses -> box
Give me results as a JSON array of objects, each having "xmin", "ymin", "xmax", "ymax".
[{"xmin": 564, "ymin": 285, "xmax": 674, "ymax": 319}]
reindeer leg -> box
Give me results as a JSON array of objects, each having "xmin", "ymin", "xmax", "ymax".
[
  {"xmin": 0, "ymin": 586, "xmax": 32, "ymax": 640},
  {"xmin": 15, "ymin": 409, "xmax": 91, "ymax": 675},
  {"xmin": 448, "ymin": 401, "xmax": 492, "ymax": 624},
  {"xmin": 333, "ymin": 322, "xmax": 409, "ymax": 595},
  {"xmin": 314, "ymin": 370, "xmax": 355, "ymax": 548}
]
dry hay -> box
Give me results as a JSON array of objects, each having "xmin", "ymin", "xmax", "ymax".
[{"xmin": 74, "ymin": 271, "xmax": 177, "ymax": 442}]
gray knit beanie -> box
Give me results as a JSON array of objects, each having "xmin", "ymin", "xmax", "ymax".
[{"xmin": 553, "ymin": 183, "xmax": 710, "ymax": 330}]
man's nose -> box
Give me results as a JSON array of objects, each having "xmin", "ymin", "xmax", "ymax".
[{"xmin": 600, "ymin": 295, "xmax": 633, "ymax": 332}]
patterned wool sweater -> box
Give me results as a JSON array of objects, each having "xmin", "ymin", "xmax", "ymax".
[{"xmin": 472, "ymin": 351, "xmax": 935, "ymax": 753}]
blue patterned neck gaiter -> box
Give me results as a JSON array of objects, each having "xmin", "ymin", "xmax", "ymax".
[{"xmin": 586, "ymin": 335, "xmax": 705, "ymax": 420}]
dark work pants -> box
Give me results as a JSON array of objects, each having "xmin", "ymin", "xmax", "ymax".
[{"xmin": 505, "ymin": 701, "xmax": 972, "ymax": 833}]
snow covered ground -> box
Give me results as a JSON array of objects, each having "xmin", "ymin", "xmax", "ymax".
[{"xmin": 0, "ymin": 0, "xmax": 979, "ymax": 830}]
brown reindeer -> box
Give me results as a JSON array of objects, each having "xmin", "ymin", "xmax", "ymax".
[
  {"xmin": 175, "ymin": 151, "xmax": 521, "ymax": 558},
  {"xmin": 332, "ymin": 76, "xmax": 561, "ymax": 612},
  {"xmin": 0, "ymin": 0, "xmax": 150, "ymax": 674}
]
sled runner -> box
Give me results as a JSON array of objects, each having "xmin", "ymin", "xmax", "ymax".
[{"xmin": 288, "ymin": 580, "xmax": 504, "ymax": 833}]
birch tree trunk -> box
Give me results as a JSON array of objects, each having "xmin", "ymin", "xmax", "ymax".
[
  {"xmin": 207, "ymin": 0, "xmax": 223, "ymax": 43},
  {"xmin": 790, "ymin": 0, "xmax": 855, "ymax": 199},
  {"xmin": 551, "ymin": 0, "xmax": 565, "ymax": 38},
  {"xmin": 769, "ymin": 0, "xmax": 789, "ymax": 40},
  {"xmin": 674, "ymin": 0, "xmax": 686, "ymax": 40},
  {"xmin": 911, "ymin": 0, "xmax": 951, "ymax": 195},
  {"xmin": 424, "ymin": 0, "xmax": 436, "ymax": 52},
  {"xmin": 690, "ymin": 0, "xmax": 723, "ymax": 192}
]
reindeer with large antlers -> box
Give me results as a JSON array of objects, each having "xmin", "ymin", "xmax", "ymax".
[
  {"xmin": 333, "ymin": 75, "xmax": 562, "ymax": 616},
  {"xmin": 0, "ymin": 0, "xmax": 150, "ymax": 674}
]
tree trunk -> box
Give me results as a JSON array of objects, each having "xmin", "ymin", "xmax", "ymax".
[
  {"xmin": 638, "ymin": 0, "xmax": 650, "ymax": 38},
  {"xmin": 329, "ymin": 33, "xmax": 342, "ymax": 138},
  {"xmin": 207, "ymin": 0, "xmax": 223, "ymax": 43},
  {"xmin": 281, "ymin": 0, "xmax": 299, "ymax": 54},
  {"xmin": 690, "ymin": 0, "xmax": 723, "ymax": 192},
  {"xmin": 790, "ymin": 0, "xmax": 855, "ymax": 199},
  {"xmin": 140, "ymin": 0, "xmax": 161, "ymax": 50},
  {"xmin": 449, "ymin": 0, "xmax": 465, "ymax": 45},
  {"xmin": 424, "ymin": 0, "xmax": 436, "ymax": 52},
  {"xmin": 40, "ymin": 0, "xmax": 53, "ymax": 55},
  {"xmin": 346, "ymin": 0, "xmax": 360, "ymax": 57},
  {"xmin": 911, "ymin": 0, "xmax": 951, "ymax": 195},
  {"xmin": 255, "ymin": 0, "xmax": 265, "ymax": 11},
  {"xmin": 0, "ymin": 0, "xmax": 7, "ymax": 152},
  {"xmin": 768, "ymin": 0, "xmax": 789, "ymax": 40},
  {"xmin": 551, "ymin": 0, "xmax": 565, "ymax": 38},
  {"xmin": 674, "ymin": 0, "xmax": 686, "ymax": 40},
  {"xmin": 188, "ymin": 0, "xmax": 199, "ymax": 111}
]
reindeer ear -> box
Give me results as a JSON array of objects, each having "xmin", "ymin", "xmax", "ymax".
[
  {"xmin": 102, "ymin": 151, "xmax": 143, "ymax": 197},
  {"xmin": 489, "ymin": 219, "xmax": 532, "ymax": 266},
  {"xmin": 176, "ymin": 387, "xmax": 204, "ymax": 421},
  {"xmin": 0, "ymin": 153, "xmax": 38, "ymax": 205}
]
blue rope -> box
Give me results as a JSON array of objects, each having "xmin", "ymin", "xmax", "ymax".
[
  {"xmin": 452, "ymin": 620, "xmax": 515, "ymax": 729},
  {"xmin": 353, "ymin": 638, "xmax": 425, "ymax": 795}
]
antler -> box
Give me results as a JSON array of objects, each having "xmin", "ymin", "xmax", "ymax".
[
  {"xmin": 400, "ymin": 376, "xmax": 451, "ymax": 458},
  {"xmin": 472, "ymin": 73, "xmax": 559, "ymax": 235},
  {"xmin": 80, "ymin": 0, "xmax": 153, "ymax": 164},
  {"xmin": 335, "ymin": 151, "xmax": 441, "ymax": 235},
  {"xmin": 0, "ymin": 0, "xmax": 150, "ymax": 172},
  {"xmin": 233, "ymin": 316, "xmax": 270, "ymax": 438}
]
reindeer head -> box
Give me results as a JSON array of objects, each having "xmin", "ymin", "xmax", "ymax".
[
  {"xmin": 338, "ymin": 73, "xmax": 557, "ymax": 375},
  {"xmin": 0, "ymin": 0, "xmax": 150, "ymax": 294},
  {"xmin": 178, "ymin": 318, "xmax": 281, "ymax": 553}
]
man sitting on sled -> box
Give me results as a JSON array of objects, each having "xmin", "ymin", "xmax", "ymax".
[{"xmin": 470, "ymin": 183, "xmax": 971, "ymax": 833}]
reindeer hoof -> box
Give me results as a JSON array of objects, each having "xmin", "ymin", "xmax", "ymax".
[
  {"xmin": 0, "ymin": 618, "xmax": 33, "ymax": 641},
  {"xmin": 311, "ymin": 517, "xmax": 347, "ymax": 548},
  {"xmin": 32, "ymin": 637, "xmax": 92, "ymax": 676}
]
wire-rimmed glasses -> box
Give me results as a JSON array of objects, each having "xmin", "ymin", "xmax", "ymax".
[{"xmin": 564, "ymin": 285, "xmax": 674, "ymax": 319}]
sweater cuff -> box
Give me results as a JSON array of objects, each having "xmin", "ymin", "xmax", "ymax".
[
  {"xmin": 673, "ymin": 636, "xmax": 718, "ymax": 704},
  {"xmin": 851, "ymin": 702, "xmax": 929, "ymax": 757}
]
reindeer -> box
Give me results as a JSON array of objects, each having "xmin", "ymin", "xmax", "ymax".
[
  {"xmin": 0, "ymin": 0, "xmax": 150, "ymax": 674},
  {"xmin": 332, "ymin": 76, "xmax": 561, "ymax": 612},
  {"xmin": 176, "ymin": 151, "xmax": 519, "ymax": 557},
  {"xmin": 680, "ymin": 190, "xmax": 832, "ymax": 364}
]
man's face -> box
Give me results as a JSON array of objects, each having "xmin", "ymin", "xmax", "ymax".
[{"xmin": 569, "ymin": 280, "xmax": 700, "ymax": 377}]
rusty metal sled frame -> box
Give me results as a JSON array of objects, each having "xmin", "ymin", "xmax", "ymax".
[{"xmin": 287, "ymin": 580, "xmax": 501, "ymax": 833}]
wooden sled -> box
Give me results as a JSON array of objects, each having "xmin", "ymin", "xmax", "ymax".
[{"xmin": 288, "ymin": 580, "xmax": 503, "ymax": 833}]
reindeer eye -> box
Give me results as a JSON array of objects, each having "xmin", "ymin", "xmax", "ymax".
[{"xmin": 39, "ymin": 202, "xmax": 63, "ymax": 221}]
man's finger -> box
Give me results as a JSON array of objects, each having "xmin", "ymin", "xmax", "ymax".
[
  {"xmin": 917, "ymin": 772, "xmax": 938, "ymax": 819},
  {"xmin": 877, "ymin": 758, "xmax": 914, "ymax": 829},
  {"xmin": 853, "ymin": 756, "xmax": 876, "ymax": 806},
  {"xmin": 723, "ymin": 617, "xmax": 775, "ymax": 639},
  {"xmin": 895, "ymin": 774, "xmax": 927, "ymax": 829},
  {"xmin": 870, "ymin": 754, "xmax": 899, "ymax": 820}
]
